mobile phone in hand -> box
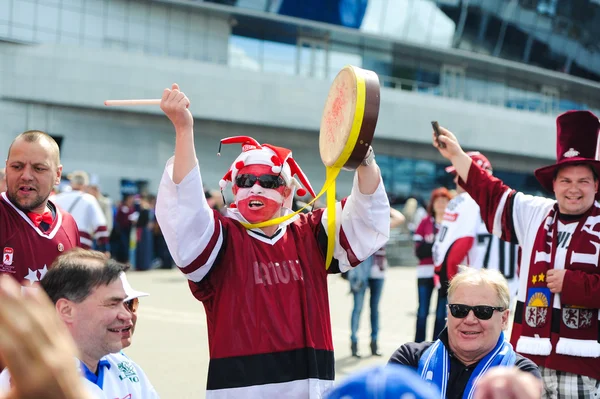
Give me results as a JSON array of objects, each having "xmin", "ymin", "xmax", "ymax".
[{"xmin": 431, "ymin": 121, "xmax": 446, "ymax": 149}]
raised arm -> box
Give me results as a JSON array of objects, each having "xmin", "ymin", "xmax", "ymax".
[
  {"xmin": 323, "ymin": 153, "xmax": 390, "ymax": 272},
  {"xmin": 356, "ymin": 152, "xmax": 381, "ymax": 194},
  {"xmin": 160, "ymin": 83, "xmax": 197, "ymax": 184},
  {"xmin": 155, "ymin": 85, "xmax": 224, "ymax": 283}
]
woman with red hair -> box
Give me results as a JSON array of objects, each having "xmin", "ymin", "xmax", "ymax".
[{"xmin": 413, "ymin": 187, "xmax": 453, "ymax": 342}]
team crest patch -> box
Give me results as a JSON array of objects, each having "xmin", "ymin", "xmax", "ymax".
[
  {"xmin": 562, "ymin": 305, "xmax": 594, "ymax": 329},
  {"xmin": 117, "ymin": 360, "xmax": 140, "ymax": 383},
  {"xmin": 3, "ymin": 247, "xmax": 13, "ymax": 266},
  {"xmin": 525, "ymin": 288, "xmax": 551, "ymax": 328}
]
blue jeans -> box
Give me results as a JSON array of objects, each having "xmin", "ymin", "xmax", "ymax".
[
  {"xmin": 415, "ymin": 278, "xmax": 434, "ymax": 342},
  {"xmin": 433, "ymin": 294, "xmax": 447, "ymax": 340},
  {"xmin": 350, "ymin": 278, "xmax": 384, "ymax": 343}
]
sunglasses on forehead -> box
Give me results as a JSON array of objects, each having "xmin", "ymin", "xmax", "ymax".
[
  {"xmin": 124, "ymin": 297, "xmax": 139, "ymax": 313},
  {"xmin": 448, "ymin": 304, "xmax": 505, "ymax": 320},
  {"xmin": 235, "ymin": 174, "xmax": 286, "ymax": 189}
]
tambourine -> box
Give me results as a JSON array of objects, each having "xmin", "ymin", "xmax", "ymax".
[
  {"xmin": 319, "ymin": 65, "xmax": 380, "ymax": 170},
  {"xmin": 104, "ymin": 69, "xmax": 381, "ymax": 270}
]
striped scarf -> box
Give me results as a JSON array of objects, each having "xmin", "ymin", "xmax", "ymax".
[
  {"xmin": 516, "ymin": 203, "xmax": 600, "ymax": 358},
  {"xmin": 417, "ymin": 331, "xmax": 515, "ymax": 399}
]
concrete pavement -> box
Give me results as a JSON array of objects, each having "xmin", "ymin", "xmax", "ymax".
[{"xmin": 124, "ymin": 265, "xmax": 434, "ymax": 398}]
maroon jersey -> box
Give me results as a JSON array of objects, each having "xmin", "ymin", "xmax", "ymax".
[
  {"xmin": 156, "ymin": 159, "xmax": 391, "ymax": 398},
  {"xmin": 0, "ymin": 192, "xmax": 80, "ymax": 287}
]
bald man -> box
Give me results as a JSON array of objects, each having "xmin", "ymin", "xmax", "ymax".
[{"xmin": 1, "ymin": 130, "xmax": 80, "ymax": 288}]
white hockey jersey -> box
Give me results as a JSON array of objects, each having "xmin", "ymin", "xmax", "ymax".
[
  {"xmin": 0, "ymin": 352, "xmax": 159, "ymax": 398},
  {"xmin": 433, "ymin": 192, "xmax": 519, "ymax": 299},
  {"xmin": 53, "ymin": 190, "xmax": 109, "ymax": 249}
]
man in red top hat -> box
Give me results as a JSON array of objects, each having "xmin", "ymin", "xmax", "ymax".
[
  {"xmin": 155, "ymin": 84, "xmax": 391, "ymax": 398},
  {"xmin": 1, "ymin": 130, "xmax": 80, "ymax": 288},
  {"xmin": 433, "ymin": 110, "xmax": 600, "ymax": 398}
]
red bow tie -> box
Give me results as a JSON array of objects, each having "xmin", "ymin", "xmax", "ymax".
[{"xmin": 27, "ymin": 211, "xmax": 53, "ymax": 227}]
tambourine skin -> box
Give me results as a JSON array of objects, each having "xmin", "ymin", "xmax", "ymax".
[{"xmin": 319, "ymin": 66, "xmax": 380, "ymax": 170}]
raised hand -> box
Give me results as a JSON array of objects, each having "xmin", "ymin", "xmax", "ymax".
[
  {"xmin": 431, "ymin": 124, "xmax": 473, "ymax": 182},
  {"xmin": 160, "ymin": 83, "xmax": 193, "ymax": 134},
  {"xmin": 432, "ymin": 125, "xmax": 464, "ymax": 161}
]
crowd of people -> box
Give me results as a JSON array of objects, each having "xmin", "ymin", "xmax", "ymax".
[{"xmin": 0, "ymin": 82, "xmax": 599, "ymax": 399}]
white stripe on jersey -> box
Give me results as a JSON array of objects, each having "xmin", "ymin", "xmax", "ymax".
[
  {"xmin": 492, "ymin": 189, "xmax": 512, "ymax": 237},
  {"xmin": 183, "ymin": 222, "xmax": 224, "ymax": 282},
  {"xmin": 80, "ymin": 236, "xmax": 93, "ymax": 248},
  {"xmin": 206, "ymin": 378, "xmax": 333, "ymax": 399}
]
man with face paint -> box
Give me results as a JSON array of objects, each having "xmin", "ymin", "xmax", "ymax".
[
  {"xmin": 0, "ymin": 130, "xmax": 80, "ymax": 288},
  {"xmin": 155, "ymin": 84, "xmax": 391, "ymax": 398}
]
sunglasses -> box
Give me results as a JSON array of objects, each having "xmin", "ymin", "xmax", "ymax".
[
  {"xmin": 124, "ymin": 297, "xmax": 139, "ymax": 313},
  {"xmin": 235, "ymin": 174, "xmax": 286, "ymax": 189},
  {"xmin": 448, "ymin": 304, "xmax": 505, "ymax": 320}
]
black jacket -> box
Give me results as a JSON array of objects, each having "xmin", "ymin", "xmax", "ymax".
[{"xmin": 389, "ymin": 329, "xmax": 541, "ymax": 399}]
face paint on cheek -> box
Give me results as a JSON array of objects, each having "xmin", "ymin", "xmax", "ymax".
[{"xmin": 235, "ymin": 187, "xmax": 286, "ymax": 223}]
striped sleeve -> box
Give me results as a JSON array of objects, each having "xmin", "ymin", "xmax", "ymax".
[
  {"xmin": 79, "ymin": 231, "xmax": 93, "ymax": 249},
  {"xmin": 320, "ymin": 173, "xmax": 390, "ymax": 273},
  {"xmin": 461, "ymin": 162, "xmax": 554, "ymax": 245},
  {"xmin": 88, "ymin": 195, "xmax": 109, "ymax": 247},
  {"xmin": 155, "ymin": 157, "xmax": 225, "ymax": 283}
]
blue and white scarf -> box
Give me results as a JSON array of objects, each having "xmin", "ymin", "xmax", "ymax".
[{"xmin": 417, "ymin": 331, "xmax": 516, "ymax": 399}]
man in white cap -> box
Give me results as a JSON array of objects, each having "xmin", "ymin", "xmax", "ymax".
[
  {"xmin": 0, "ymin": 248, "xmax": 158, "ymax": 398},
  {"xmin": 155, "ymin": 84, "xmax": 390, "ymax": 398}
]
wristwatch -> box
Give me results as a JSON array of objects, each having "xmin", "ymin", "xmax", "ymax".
[{"xmin": 361, "ymin": 146, "xmax": 375, "ymax": 166}]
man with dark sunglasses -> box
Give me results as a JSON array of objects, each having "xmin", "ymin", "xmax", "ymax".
[
  {"xmin": 389, "ymin": 267, "xmax": 540, "ymax": 399},
  {"xmin": 155, "ymin": 84, "xmax": 390, "ymax": 398},
  {"xmin": 434, "ymin": 112, "xmax": 600, "ymax": 398}
]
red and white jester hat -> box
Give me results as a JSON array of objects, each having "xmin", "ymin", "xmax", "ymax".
[{"xmin": 218, "ymin": 136, "xmax": 317, "ymax": 209}]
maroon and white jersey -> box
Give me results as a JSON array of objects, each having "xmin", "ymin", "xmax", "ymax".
[
  {"xmin": 433, "ymin": 192, "xmax": 519, "ymax": 299},
  {"xmin": 52, "ymin": 190, "xmax": 109, "ymax": 250},
  {"xmin": 462, "ymin": 162, "xmax": 600, "ymax": 380},
  {"xmin": 155, "ymin": 158, "xmax": 390, "ymax": 399},
  {"xmin": 0, "ymin": 192, "xmax": 80, "ymax": 288}
]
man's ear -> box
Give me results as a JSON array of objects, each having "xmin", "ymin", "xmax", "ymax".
[
  {"xmin": 501, "ymin": 309, "xmax": 510, "ymax": 330},
  {"xmin": 56, "ymin": 298, "xmax": 74, "ymax": 323},
  {"xmin": 55, "ymin": 164, "xmax": 63, "ymax": 185}
]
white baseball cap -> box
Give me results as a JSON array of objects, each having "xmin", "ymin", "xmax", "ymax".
[{"xmin": 119, "ymin": 272, "xmax": 149, "ymax": 302}]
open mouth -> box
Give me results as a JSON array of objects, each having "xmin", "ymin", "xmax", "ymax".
[
  {"xmin": 108, "ymin": 326, "xmax": 132, "ymax": 333},
  {"xmin": 248, "ymin": 200, "xmax": 264, "ymax": 209},
  {"xmin": 19, "ymin": 186, "xmax": 36, "ymax": 193}
]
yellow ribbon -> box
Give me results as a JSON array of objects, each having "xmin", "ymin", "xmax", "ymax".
[{"xmin": 240, "ymin": 66, "xmax": 367, "ymax": 269}]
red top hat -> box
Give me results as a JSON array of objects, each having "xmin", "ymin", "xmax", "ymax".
[
  {"xmin": 445, "ymin": 151, "xmax": 492, "ymax": 174},
  {"xmin": 534, "ymin": 110, "xmax": 600, "ymax": 198}
]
